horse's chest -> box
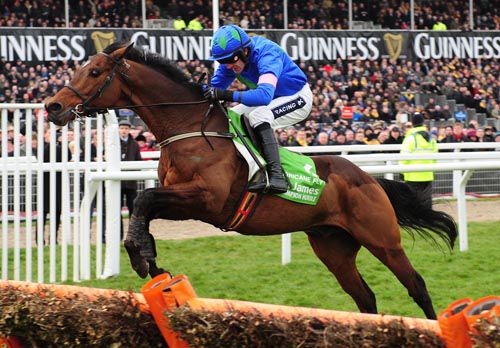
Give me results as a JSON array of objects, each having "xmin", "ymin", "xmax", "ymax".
[{"xmin": 162, "ymin": 167, "xmax": 183, "ymax": 186}]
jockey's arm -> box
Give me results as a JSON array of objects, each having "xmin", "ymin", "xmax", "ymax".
[
  {"xmin": 233, "ymin": 75, "xmax": 276, "ymax": 106},
  {"xmin": 233, "ymin": 49, "xmax": 283, "ymax": 106},
  {"xmin": 210, "ymin": 65, "xmax": 235, "ymax": 90}
]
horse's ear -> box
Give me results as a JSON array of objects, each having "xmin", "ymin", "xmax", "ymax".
[
  {"xmin": 124, "ymin": 42, "xmax": 134, "ymax": 55},
  {"xmin": 115, "ymin": 42, "xmax": 134, "ymax": 60}
]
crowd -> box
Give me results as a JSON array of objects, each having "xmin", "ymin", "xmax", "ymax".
[
  {"xmin": 1, "ymin": 53, "xmax": 499, "ymax": 150},
  {"xmin": 1, "ymin": 0, "xmax": 498, "ymax": 30}
]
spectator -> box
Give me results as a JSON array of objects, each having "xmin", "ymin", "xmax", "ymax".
[
  {"xmin": 352, "ymin": 130, "xmax": 366, "ymax": 145},
  {"xmin": 475, "ymin": 128, "xmax": 487, "ymax": 143},
  {"xmin": 334, "ymin": 131, "xmax": 348, "ymax": 145},
  {"xmin": 277, "ymin": 130, "xmax": 290, "ymax": 146},
  {"xmin": 314, "ymin": 131, "xmax": 332, "ymax": 145},
  {"xmin": 384, "ymin": 126, "xmax": 403, "ymax": 144},
  {"xmin": 399, "ymin": 113, "xmax": 438, "ymax": 208},
  {"xmin": 118, "ymin": 119, "xmax": 142, "ymax": 239},
  {"xmin": 42, "ymin": 128, "xmax": 65, "ymax": 244},
  {"xmin": 173, "ymin": 16, "xmax": 186, "ymax": 30},
  {"xmin": 484, "ymin": 126, "xmax": 496, "ymax": 142},
  {"xmin": 466, "ymin": 129, "xmax": 478, "ymax": 142},
  {"xmin": 441, "ymin": 104, "xmax": 452, "ymax": 120},
  {"xmin": 495, "ymin": 132, "xmax": 500, "ymax": 144},
  {"xmin": 290, "ymin": 130, "xmax": 308, "ymax": 146},
  {"xmin": 187, "ymin": 14, "xmax": 203, "ymax": 30},
  {"xmin": 441, "ymin": 122, "xmax": 467, "ymax": 143},
  {"xmin": 432, "ymin": 16, "xmax": 447, "ymax": 30}
]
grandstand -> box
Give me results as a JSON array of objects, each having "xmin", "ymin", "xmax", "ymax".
[{"xmin": 0, "ymin": 0, "xmax": 498, "ymax": 147}]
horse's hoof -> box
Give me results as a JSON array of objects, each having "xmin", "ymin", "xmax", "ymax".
[
  {"xmin": 147, "ymin": 260, "xmax": 172, "ymax": 278},
  {"xmin": 124, "ymin": 239, "xmax": 149, "ymax": 279}
]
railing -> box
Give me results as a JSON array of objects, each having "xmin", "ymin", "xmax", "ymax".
[{"xmin": 1, "ymin": 103, "xmax": 500, "ymax": 283}]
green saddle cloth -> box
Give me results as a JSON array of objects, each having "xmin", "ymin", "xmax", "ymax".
[{"xmin": 227, "ymin": 109, "xmax": 325, "ymax": 206}]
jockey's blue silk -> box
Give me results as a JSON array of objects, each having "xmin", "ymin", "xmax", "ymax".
[{"xmin": 210, "ymin": 36, "xmax": 307, "ymax": 107}]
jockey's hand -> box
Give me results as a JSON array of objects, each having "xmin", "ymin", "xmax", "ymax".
[{"xmin": 203, "ymin": 86, "xmax": 233, "ymax": 102}]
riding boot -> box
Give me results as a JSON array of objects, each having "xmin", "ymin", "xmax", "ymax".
[{"xmin": 248, "ymin": 123, "xmax": 288, "ymax": 194}]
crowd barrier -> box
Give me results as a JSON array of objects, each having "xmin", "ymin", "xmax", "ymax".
[{"xmin": 1, "ymin": 104, "xmax": 500, "ymax": 285}]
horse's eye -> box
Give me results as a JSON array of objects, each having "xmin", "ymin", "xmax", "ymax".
[{"xmin": 90, "ymin": 69, "xmax": 101, "ymax": 77}]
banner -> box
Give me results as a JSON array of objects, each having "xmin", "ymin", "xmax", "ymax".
[{"xmin": 1, "ymin": 28, "xmax": 499, "ymax": 63}]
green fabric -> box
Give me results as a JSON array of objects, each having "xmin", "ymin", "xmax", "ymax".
[
  {"xmin": 399, "ymin": 125, "xmax": 438, "ymax": 182},
  {"xmin": 236, "ymin": 75, "xmax": 257, "ymax": 89},
  {"xmin": 228, "ymin": 109, "xmax": 326, "ymax": 205}
]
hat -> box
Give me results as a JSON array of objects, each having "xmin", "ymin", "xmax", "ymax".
[
  {"xmin": 411, "ymin": 113, "xmax": 424, "ymax": 126},
  {"xmin": 391, "ymin": 126, "xmax": 401, "ymax": 132},
  {"xmin": 119, "ymin": 119, "xmax": 132, "ymax": 127},
  {"xmin": 135, "ymin": 134, "xmax": 146, "ymax": 142}
]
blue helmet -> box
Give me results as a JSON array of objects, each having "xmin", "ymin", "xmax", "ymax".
[{"xmin": 209, "ymin": 25, "xmax": 252, "ymax": 61}]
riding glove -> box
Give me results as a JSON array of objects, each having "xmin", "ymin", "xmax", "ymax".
[{"xmin": 203, "ymin": 86, "xmax": 234, "ymax": 102}]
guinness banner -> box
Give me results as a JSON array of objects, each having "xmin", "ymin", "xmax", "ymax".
[{"xmin": 1, "ymin": 28, "xmax": 499, "ymax": 63}]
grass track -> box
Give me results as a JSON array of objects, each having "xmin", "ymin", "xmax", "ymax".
[{"xmin": 6, "ymin": 221, "xmax": 500, "ymax": 318}]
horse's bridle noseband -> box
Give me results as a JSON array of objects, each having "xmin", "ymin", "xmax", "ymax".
[{"xmin": 63, "ymin": 52, "xmax": 127, "ymax": 117}]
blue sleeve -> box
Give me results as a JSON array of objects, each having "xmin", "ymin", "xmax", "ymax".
[
  {"xmin": 210, "ymin": 65, "xmax": 235, "ymax": 89},
  {"xmin": 231, "ymin": 45, "xmax": 282, "ymax": 106},
  {"xmin": 233, "ymin": 83, "xmax": 275, "ymax": 106},
  {"xmin": 257, "ymin": 46, "xmax": 283, "ymax": 78}
]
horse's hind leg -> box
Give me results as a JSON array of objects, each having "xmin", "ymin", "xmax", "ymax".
[
  {"xmin": 306, "ymin": 227, "xmax": 377, "ymax": 314},
  {"xmin": 363, "ymin": 232, "xmax": 437, "ymax": 319}
]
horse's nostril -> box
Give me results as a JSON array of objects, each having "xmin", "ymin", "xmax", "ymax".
[{"xmin": 46, "ymin": 102, "xmax": 63, "ymax": 113}]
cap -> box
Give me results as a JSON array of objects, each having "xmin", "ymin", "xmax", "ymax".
[
  {"xmin": 467, "ymin": 130, "xmax": 477, "ymax": 137},
  {"xmin": 411, "ymin": 113, "xmax": 424, "ymax": 126},
  {"xmin": 119, "ymin": 119, "xmax": 132, "ymax": 127}
]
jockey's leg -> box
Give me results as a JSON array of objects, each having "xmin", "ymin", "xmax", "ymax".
[
  {"xmin": 247, "ymin": 84, "xmax": 313, "ymax": 194},
  {"xmin": 247, "ymin": 122, "xmax": 288, "ymax": 194}
]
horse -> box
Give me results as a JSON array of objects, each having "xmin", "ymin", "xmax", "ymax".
[{"xmin": 45, "ymin": 42, "xmax": 457, "ymax": 319}]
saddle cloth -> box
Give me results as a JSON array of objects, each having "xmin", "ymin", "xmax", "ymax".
[{"xmin": 227, "ymin": 109, "xmax": 325, "ymax": 206}]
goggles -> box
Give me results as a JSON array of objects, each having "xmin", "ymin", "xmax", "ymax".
[{"xmin": 217, "ymin": 54, "xmax": 240, "ymax": 65}]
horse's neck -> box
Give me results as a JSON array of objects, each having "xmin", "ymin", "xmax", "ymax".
[{"xmin": 132, "ymin": 89, "xmax": 228, "ymax": 141}]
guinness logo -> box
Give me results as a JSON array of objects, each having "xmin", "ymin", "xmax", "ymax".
[
  {"xmin": 91, "ymin": 31, "xmax": 116, "ymax": 53},
  {"xmin": 383, "ymin": 33, "xmax": 403, "ymax": 60}
]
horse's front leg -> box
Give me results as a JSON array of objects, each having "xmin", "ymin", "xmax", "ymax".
[{"xmin": 124, "ymin": 183, "xmax": 217, "ymax": 279}]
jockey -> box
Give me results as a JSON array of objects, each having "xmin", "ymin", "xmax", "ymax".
[{"xmin": 204, "ymin": 25, "xmax": 313, "ymax": 194}]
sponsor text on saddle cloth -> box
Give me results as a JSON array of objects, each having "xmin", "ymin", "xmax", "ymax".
[{"xmin": 228, "ymin": 109, "xmax": 325, "ymax": 205}]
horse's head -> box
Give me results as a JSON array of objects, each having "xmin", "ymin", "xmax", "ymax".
[{"xmin": 45, "ymin": 42, "xmax": 134, "ymax": 126}]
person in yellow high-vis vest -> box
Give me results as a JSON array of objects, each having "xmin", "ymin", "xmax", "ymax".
[
  {"xmin": 399, "ymin": 113, "xmax": 438, "ymax": 208},
  {"xmin": 173, "ymin": 16, "xmax": 186, "ymax": 30}
]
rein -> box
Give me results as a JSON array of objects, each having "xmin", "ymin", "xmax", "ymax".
[{"xmin": 62, "ymin": 51, "xmax": 250, "ymax": 153}]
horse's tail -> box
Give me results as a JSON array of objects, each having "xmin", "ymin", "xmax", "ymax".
[{"xmin": 376, "ymin": 178, "xmax": 457, "ymax": 250}]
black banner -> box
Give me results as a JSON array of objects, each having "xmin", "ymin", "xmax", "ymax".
[{"xmin": 1, "ymin": 28, "xmax": 499, "ymax": 63}]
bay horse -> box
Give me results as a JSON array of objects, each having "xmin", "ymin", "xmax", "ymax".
[{"xmin": 45, "ymin": 42, "xmax": 457, "ymax": 319}]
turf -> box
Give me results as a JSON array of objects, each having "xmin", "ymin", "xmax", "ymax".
[{"xmin": 5, "ymin": 221, "xmax": 500, "ymax": 318}]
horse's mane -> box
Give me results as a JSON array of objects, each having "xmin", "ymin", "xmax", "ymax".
[{"xmin": 103, "ymin": 42, "xmax": 202, "ymax": 92}]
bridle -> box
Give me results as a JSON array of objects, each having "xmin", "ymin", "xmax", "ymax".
[
  {"xmin": 62, "ymin": 51, "xmax": 231, "ymax": 149},
  {"xmin": 63, "ymin": 51, "xmax": 210, "ymax": 118},
  {"xmin": 63, "ymin": 52, "xmax": 127, "ymax": 117}
]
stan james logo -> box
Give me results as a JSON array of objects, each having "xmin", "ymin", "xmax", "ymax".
[{"xmin": 272, "ymin": 96, "xmax": 306, "ymax": 118}]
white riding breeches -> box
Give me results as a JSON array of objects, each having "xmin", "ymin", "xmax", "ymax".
[{"xmin": 230, "ymin": 83, "xmax": 313, "ymax": 129}]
